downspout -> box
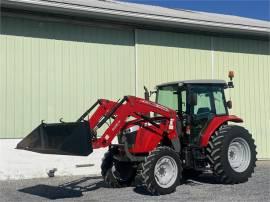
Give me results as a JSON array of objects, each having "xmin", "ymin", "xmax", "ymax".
[
  {"xmin": 134, "ymin": 29, "xmax": 138, "ymax": 96},
  {"xmin": 211, "ymin": 36, "xmax": 215, "ymax": 79}
]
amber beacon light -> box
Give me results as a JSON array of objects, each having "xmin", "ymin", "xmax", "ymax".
[
  {"xmin": 228, "ymin": 71, "xmax": 234, "ymax": 80},
  {"xmin": 228, "ymin": 70, "xmax": 234, "ymax": 88}
]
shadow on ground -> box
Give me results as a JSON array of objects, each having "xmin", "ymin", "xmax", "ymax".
[
  {"xmin": 18, "ymin": 173, "xmax": 219, "ymax": 199},
  {"xmin": 184, "ymin": 172, "xmax": 220, "ymax": 185},
  {"xmin": 18, "ymin": 176, "xmax": 105, "ymax": 200}
]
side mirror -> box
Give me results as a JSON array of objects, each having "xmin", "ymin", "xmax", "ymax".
[
  {"xmin": 190, "ymin": 93, "xmax": 197, "ymax": 106},
  {"xmin": 227, "ymin": 100, "xmax": 232, "ymax": 109},
  {"xmin": 144, "ymin": 86, "xmax": 150, "ymax": 101}
]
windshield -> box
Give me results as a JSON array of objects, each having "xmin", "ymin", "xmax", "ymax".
[{"xmin": 156, "ymin": 85, "xmax": 178, "ymax": 110}]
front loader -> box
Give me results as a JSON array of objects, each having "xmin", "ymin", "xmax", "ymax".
[{"xmin": 17, "ymin": 72, "xmax": 257, "ymax": 195}]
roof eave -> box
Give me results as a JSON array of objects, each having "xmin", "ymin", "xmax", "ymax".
[{"xmin": 1, "ymin": 0, "xmax": 270, "ymax": 38}]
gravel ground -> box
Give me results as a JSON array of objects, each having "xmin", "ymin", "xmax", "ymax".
[{"xmin": 0, "ymin": 161, "xmax": 269, "ymax": 202}]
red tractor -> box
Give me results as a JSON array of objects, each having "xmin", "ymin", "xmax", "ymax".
[{"xmin": 17, "ymin": 73, "xmax": 257, "ymax": 195}]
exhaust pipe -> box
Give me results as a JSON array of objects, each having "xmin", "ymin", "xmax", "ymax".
[{"xmin": 16, "ymin": 121, "xmax": 93, "ymax": 156}]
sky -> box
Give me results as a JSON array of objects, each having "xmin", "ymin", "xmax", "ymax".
[{"xmin": 123, "ymin": 0, "xmax": 270, "ymax": 21}]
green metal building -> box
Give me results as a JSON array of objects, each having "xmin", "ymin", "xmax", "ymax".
[{"xmin": 1, "ymin": 0, "xmax": 270, "ymax": 159}]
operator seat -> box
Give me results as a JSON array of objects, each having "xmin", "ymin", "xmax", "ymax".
[
  {"xmin": 195, "ymin": 107, "xmax": 211, "ymax": 124},
  {"xmin": 197, "ymin": 107, "xmax": 210, "ymax": 115}
]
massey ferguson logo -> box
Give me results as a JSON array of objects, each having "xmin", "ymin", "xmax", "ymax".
[
  {"xmin": 140, "ymin": 100, "xmax": 170, "ymax": 112},
  {"xmin": 112, "ymin": 120, "xmax": 121, "ymax": 131}
]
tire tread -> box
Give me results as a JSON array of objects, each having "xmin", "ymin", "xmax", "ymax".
[
  {"xmin": 138, "ymin": 146, "xmax": 182, "ymax": 195},
  {"xmin": 206, "ymin": 125, "xmax": 256, "ymax": 184}
]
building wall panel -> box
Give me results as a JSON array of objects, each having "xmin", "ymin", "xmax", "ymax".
[
  {"xmin": 0, "ymin": 16, "xmax": 269, "ymax": 159},
  {"xmin": 213, "ymin": 37, "xmax": 270, "ymax": 159},
  {"xmin": 135, "ymin": 29, "xmax": 270, "ymax": 158},
  {"xmin": 0, "ymin": 16, "xmax": 135, "ymax": 138},
  {"xmin": 135, "ymin": 29, "xmax": 213, "ymax": 96}
]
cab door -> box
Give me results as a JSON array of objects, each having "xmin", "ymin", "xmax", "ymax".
[{"xmin": 189, "ymin": 85, "xmax": 228, "ymax": 144}]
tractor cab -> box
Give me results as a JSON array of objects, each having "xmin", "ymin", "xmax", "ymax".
[{"xmin": 155, "ymin": 80, "xmax": 230, "ymax": 145}]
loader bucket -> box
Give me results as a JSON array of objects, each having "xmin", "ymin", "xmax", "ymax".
[{"xmin": 16, "ymin": 121, "xmax": 93, "ymax": 156}]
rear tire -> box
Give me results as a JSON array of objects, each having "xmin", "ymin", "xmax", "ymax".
[
  {"xmin": 139, "ymin": 146, "xmax": 182, "ymax": 195},
  {"xmin": 206, "ymin": 125, "xmax": 257, "ymax": 184}
]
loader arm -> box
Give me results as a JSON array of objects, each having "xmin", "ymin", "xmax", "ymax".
[
  {"xmin": 89, "ymin": 96, "xmax": 178, "ymax": 149},
  {"xmin": 16, "ymin": 95, "xmax": 177, "ymax": 156}
]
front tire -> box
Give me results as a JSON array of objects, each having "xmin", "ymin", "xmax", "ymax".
[
  {"xmin": 101, "ymin": 149, "xmax": 135, "ymax": 187},
  {"xmin": 206, "ymin": 125, "xmax": 257, "ymax": 184},
  {"xmin": 140, "ymin": 146, "xmax": 182, "ymax": 195}
]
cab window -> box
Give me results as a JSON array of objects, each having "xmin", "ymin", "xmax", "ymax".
[
  {"xmin": 181, "ymin": 90, "xmax": 187, "ymax": 113},
  {"xmin": 213, "ymin": 88, "xmax": 227, "ymax": 115},
  {"xmin": 156, "ymin": 85, "xmax": 178, "ymax": 110},
  {"xmin": 192, "ymin": 87, "xmax": 212, "ymax": 116},
  {"xmin": 191, "ymin": 86, "xmax": 227, "ymax": 116}
]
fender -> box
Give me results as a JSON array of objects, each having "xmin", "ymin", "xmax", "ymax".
[{"xmin": 200, "ymin": 115, "xmax": 243, "ymax": 147}]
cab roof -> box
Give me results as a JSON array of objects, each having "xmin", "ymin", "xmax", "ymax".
[{"xmin": 156, "ymin": 79, "xmax": 227, "ymax": 87}]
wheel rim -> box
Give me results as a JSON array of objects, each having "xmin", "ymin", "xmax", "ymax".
[
  {"xmin": 228, "ymin": 137, "xmax": 251, "ymax": 172},
  {"xmin": 154, "ymin": 155, "xmax": 178, "ymax": 188}
]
